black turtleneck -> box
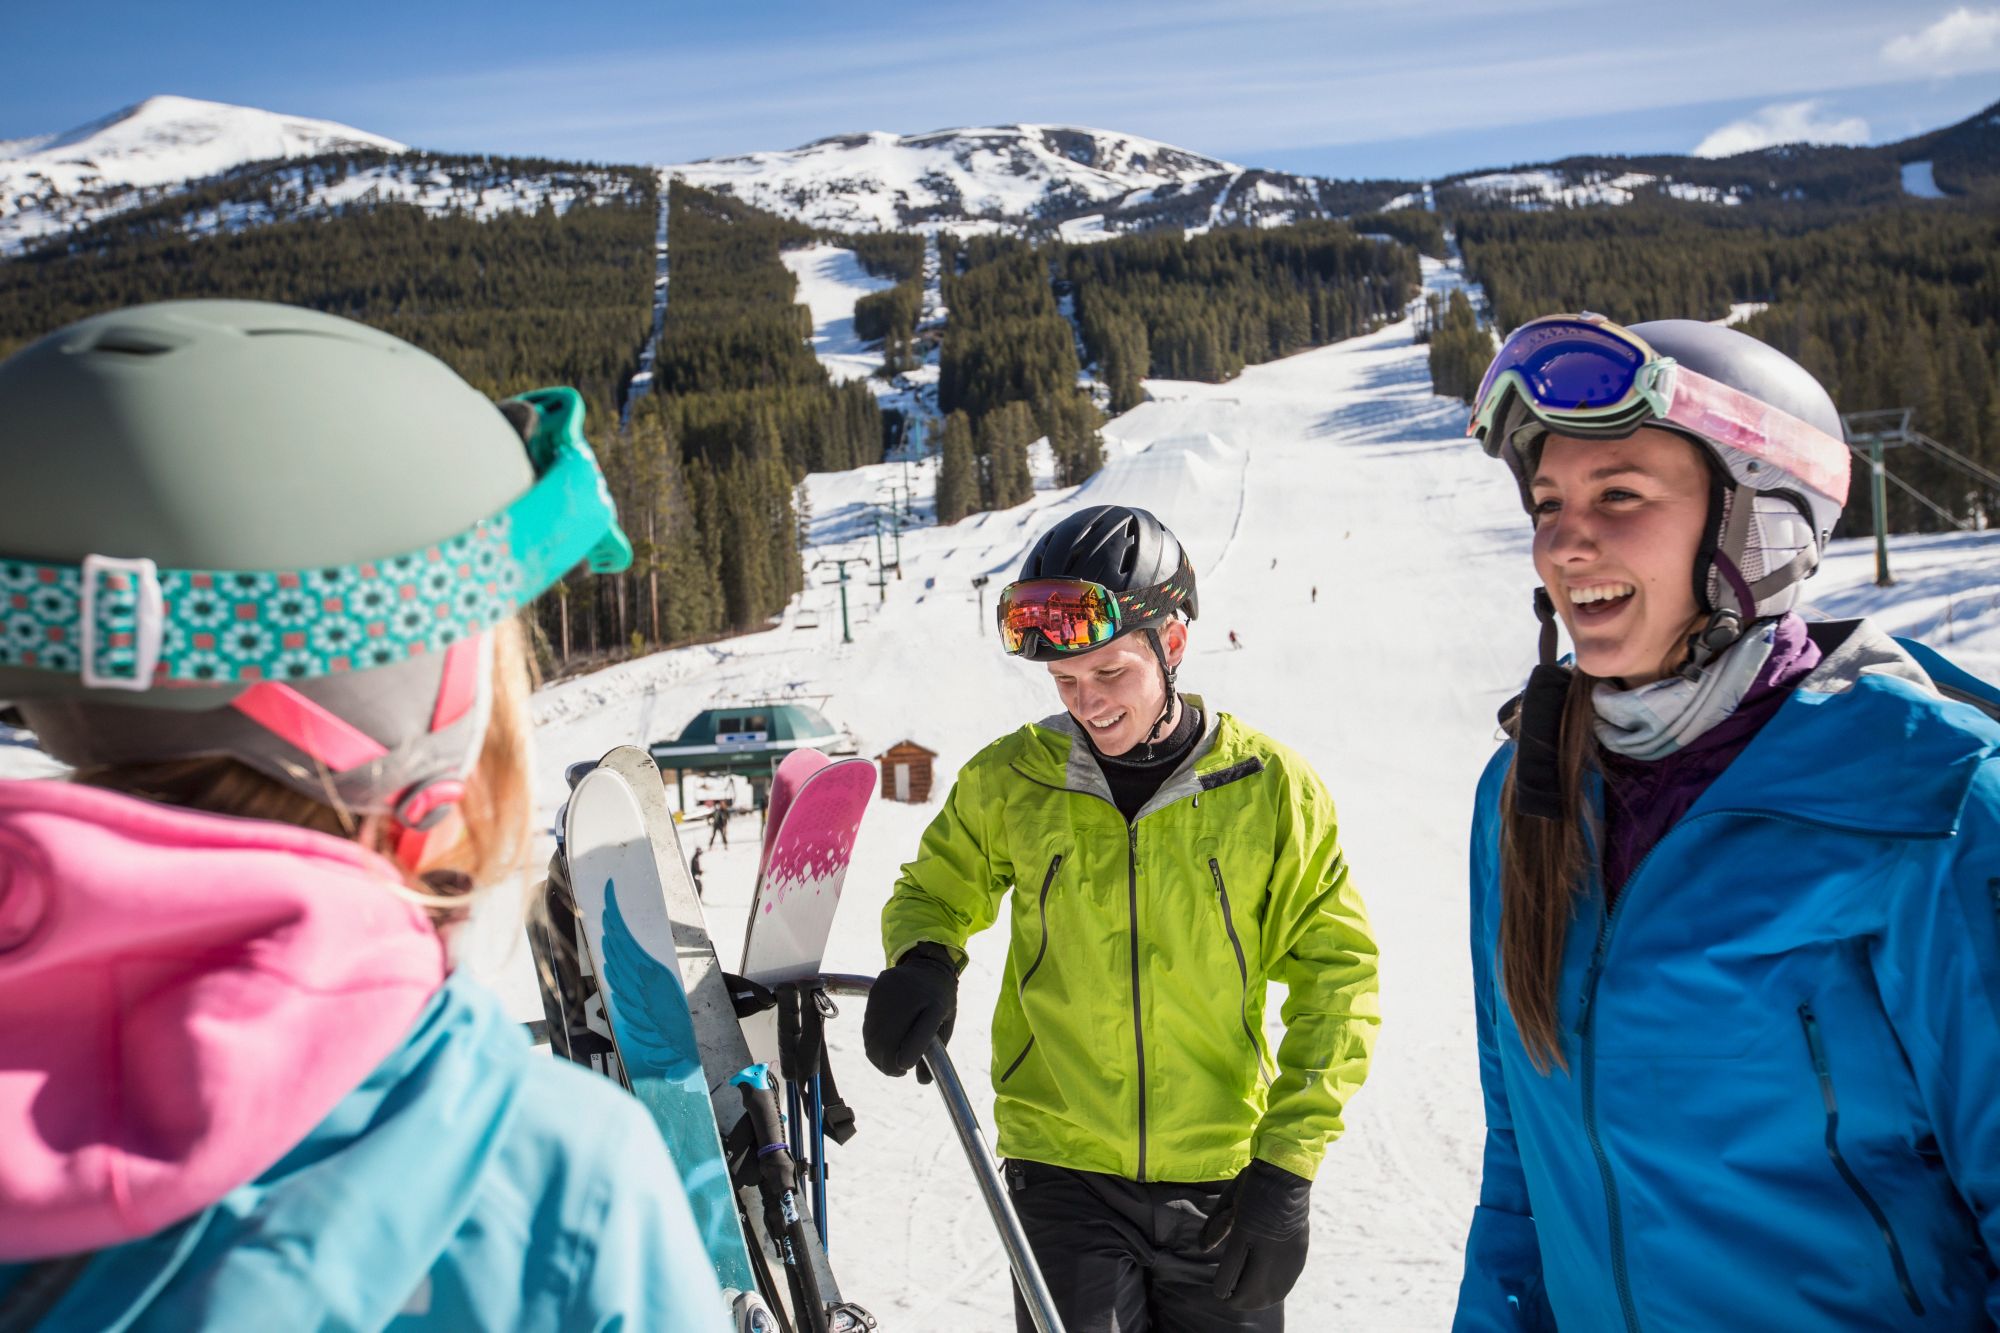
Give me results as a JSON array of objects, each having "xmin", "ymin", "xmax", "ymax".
[{"xmin": 1084, "ymin": 697, "xmax": 1203, "ymax": 822}]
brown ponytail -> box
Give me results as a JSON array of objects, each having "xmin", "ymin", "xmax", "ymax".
[{"xmin": 1497, "ymin": 667, "xmax": 1602, "ymax": 1074}]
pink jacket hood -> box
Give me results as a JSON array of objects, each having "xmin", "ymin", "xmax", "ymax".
[{"xmin": 0, "ymin": 779, "xmax": 446, "ymax": 1261}]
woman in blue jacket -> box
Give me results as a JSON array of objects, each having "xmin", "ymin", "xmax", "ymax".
[
  {"xmin": 1454, "ymin": 314, "xmax": 2000, "ymax": 1330},
  {"xmin": 0, "ymin": 302, "xmax": 729, "ymax": 1331}
]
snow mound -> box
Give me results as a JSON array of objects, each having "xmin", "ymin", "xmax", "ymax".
[{"xmin": 1070, "ymin": 432, "xmax": 1247, "ymax": 574}]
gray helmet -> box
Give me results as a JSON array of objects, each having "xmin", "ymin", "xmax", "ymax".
[
  {"xmin": 0, "ymin": 300, "xmax": 628, "ymax": 830},
  {"xmin": 1492, "ymin": 318, "xmax": 1845, "ymax": 638}
]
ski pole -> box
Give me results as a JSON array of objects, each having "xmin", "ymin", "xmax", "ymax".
[
  {"xmin": 810, "ymin": 1071, "xmax": 828, "ymax": 1250},
  {"xmin": 732, "ymin": 1064, "xmax": 832, "ymax": 1333},
  {"xmin": 819, "ymin": 975, "xmax": 1066, "ymax": 1333}
]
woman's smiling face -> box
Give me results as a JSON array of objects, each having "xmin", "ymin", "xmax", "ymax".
[{"xmin": 1530, "ymin": 427, "xmax": 1712, "ymax": 685}]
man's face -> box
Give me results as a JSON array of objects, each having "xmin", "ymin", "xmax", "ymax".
[{"xmin": 1044, "ymin": 620, "xmax": 1187, "ymax": 757}]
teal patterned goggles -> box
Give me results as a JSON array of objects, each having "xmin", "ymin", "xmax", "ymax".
[{"xmin": 0, "ymin": 387, "xmax": 632, "ymax": 692}]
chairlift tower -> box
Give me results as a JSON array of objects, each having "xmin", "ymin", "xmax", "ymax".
[
  {"xmin": 812, "ymin": 555, "xmax": 868, "ymax": 644},
  {"xmin": 1842, "ymin": 408, "xmax": 1913, "ymax": 587}
]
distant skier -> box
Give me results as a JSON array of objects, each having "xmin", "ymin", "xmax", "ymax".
[
  {"xmin": 1456, "ymin": 314, "xmax": 2000, "ymax": 1326},
  {"xmin": 708, "ymin": 802, "xmax": 731, "ymax": 848},
  {"xmin": 864, "ymin": 504, "xmax": 1378, "ymax": 1330},
  {"xmin": 1228, "ymin": 629, "xmax": 1244, "ymax": 649},
  {"xmin": 689, "ymin": 847, "xmax": 706, "ymax": 899},
  {"xmin": 0, "ymin": 302, "xmax": 728, "ymax": 1331},
  {"xmin": 1310, "ymin": 586, "xmax": 1318, "ymax": 604}
]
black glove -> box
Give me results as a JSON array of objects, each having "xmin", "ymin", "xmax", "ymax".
[
  {"xmin": 1198, "ymin": 1158, "xmax": 1312, "ymax": 1310},
  {"xmin": 862, "ymin": 942, "xmax": 958, "ymax": 1085}
]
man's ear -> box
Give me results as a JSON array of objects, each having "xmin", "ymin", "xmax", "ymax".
[{"xmin": 1162, "ymin": 618, "xmax": 1189, "ymax": 670}]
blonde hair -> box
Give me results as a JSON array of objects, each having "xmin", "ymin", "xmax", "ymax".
[{"xmin": 72, "ymin": 617, "xmax": 539, "ymax": 927}]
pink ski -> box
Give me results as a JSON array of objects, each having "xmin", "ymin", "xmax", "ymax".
[
  {"xmin": 741, "ymin": 752, "xmax": 875, "ymax": 987},
  {"xmin": 758, "ymin": 748, "xmax": 832, "ymax": 887}
]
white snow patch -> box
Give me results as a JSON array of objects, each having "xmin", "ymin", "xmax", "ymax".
[
  {"xmin": 672, "ymin": 124, "xmax": 1238, "ymax": 236},
  {"xmin": 781, "ymin": 243, "xmax": 898, "ymax": 384},
  {"xmin": 1664, "ymin": 180, "xmax": 1745, "ymax": 205},
  {"xmin": 1718, "ymin": 302, "xmax": 1770, "ymax": 327},
  {"xmin": 1902, "ymin": 159, "xmax": 1948, "ymax": 199},
  {"xmin": 1457, "ymin": 168, "xmax": 1657, "ymax": 209}
]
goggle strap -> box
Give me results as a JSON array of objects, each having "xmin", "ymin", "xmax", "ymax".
[{"xmin": 0, "ymin": 388, "xmax": 631, "ymax": 691}]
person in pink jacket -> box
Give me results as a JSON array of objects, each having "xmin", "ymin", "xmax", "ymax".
[{"xmin": 0, "ymin": 301, "xmax": 729, "ymax": 1331}]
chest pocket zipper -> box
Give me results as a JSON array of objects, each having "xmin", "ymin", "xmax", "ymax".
[
  {"xmin": 1002, "ymin": 854, "xmax": 1062, "ymax": 1083},
  {"xmin": 1798, "ymin": 1003, "xmax": 1925, "ymax": 1316},
  {"xmin": 1210, "ymin": 857, "xmax": 1273, "ymax": 1087}
]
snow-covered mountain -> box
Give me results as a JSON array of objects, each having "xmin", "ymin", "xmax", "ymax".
[
  {"xmin": 0, "ymin": 95, "xmax": 404, "ymax": 252},
  {"xmin": 0, "ymin": 96, "xmax": 653, "ymax": 257},
  {"xmin": 5, "ymin": 93, "xmax": 1993, "ymax": 259},
  {"xmin": 669, "ymin": 124, "xmax": 1348, "ymax": 236}
]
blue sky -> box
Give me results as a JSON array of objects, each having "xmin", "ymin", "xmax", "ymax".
[{"xmin": 6, "ymin": 1, "xmax": 1997, "ymax": 178}]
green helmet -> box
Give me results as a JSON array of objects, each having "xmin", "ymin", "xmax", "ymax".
[{"xmin": 0, "ymin": 300, "xmax": 630, "ymax": 829}]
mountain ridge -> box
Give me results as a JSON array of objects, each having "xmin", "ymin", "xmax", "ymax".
[{"xmin": 3, "ymin": 94, "xmax": 1994, "ymax": 259}]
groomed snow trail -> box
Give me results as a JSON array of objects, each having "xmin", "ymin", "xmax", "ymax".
[{"xmin": 443, "ymin": 252, "xmax": 2000, "ymax": 1329}]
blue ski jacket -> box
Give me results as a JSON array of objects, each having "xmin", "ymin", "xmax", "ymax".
[
  {"xmin": 0, "ymin": 974, "xmax": 731, "ymax": 1332},
  {"xmin": 1454, "ymin": 621, "xmax": 2000, "ymax": 1331}
]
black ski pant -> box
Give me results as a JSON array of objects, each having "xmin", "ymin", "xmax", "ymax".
[{"xmin": 1006, "ymin": 1159, "xmax": 1284, "ymax": 1333}]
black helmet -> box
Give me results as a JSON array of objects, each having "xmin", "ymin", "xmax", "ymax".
[
  {"xmin": 1013, "ymin": 504, "xmax": 1196, "ymax": 751},
  {"xmin": 1018, "ymin": 504, "xmax": 1198, "ymax": 619}
]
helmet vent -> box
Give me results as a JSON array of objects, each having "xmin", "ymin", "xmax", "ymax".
[{"xmin": 85, "ymin": 329, "xmax": 181, "ymax": 356}]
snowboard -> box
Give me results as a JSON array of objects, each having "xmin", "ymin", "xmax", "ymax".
[
  {"xmin": 590, "ymin": 747, "xmax": 872, "ymax": 1331},
  {"xmin": 561, "ymin": 761, "xmax": 767, "ymax": 1320},
  {"xmin": 741, "ymin": 753, "xmax": 876, "ymax": 988}
]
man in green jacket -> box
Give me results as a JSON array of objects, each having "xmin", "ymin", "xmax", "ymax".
[{"xmin": 863, "ymin": 505, "xmax": 1379, "ymax": 1332}]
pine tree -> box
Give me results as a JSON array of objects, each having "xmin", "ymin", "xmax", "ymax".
[{"xmin": 936, "ymin": 411, "xmax": 979, "ymax": 524}]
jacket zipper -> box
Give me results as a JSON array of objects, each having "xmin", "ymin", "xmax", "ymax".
[
  {"xmin": 1006, "ymin": 756, "xmax": 1265, "ymax": 1183},
  {"xmin": 1574, "ymin": 902, "xmax": 1639, "ymax": 1333},
  {"xmin": 1797, "ymin": 1004, "xmax": 1926, "ymax": 1316},
  {"xmin": 1573, "ymin": 824, "xmax": 1680, "ymax": 1333},
  {"xmin": 1209, "ymin": 857, "xmax": 1273, "ymax": 1086},
  {"xmin": 1128, "ymin": 820, "xmax": 1148, "ymax": 1181},
  {"xmin": 1001, "ymin": 855, "xmax": 1062, "ymax": 1083}
]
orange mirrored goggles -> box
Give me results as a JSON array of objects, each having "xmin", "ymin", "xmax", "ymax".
[{"xmin": 997, "ymin": 578, "xmax": 1121, "ymax": 655}]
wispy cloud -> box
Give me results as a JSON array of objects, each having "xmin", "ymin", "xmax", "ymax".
[
  {"xmin": 1691, "ymin": 99, "xmax": 1871, "ymax": 157},
  {"xmin": 1882, "ymin": 6, "xmax": 2000, "ymax": 73}
]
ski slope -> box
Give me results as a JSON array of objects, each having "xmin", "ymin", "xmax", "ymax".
[
  {"xmin": 458, "ymin": 254, "xmax": 2000, "ymax": 1328},
  {"xmin": 782, "ymin": 243, "xmax": 897, "ymax": 384}
]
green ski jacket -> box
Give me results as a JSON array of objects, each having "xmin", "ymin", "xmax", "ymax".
[{"xmin": 882, "ymin": 699, "xmax": 1378, "ymax": 1183}]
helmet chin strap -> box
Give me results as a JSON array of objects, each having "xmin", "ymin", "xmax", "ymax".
[
  {"xmin": 1139, "ymin": 627, "xmax": 1178, "ymax": 761},
  {"xmin": 1682, "ymin": 481, "xmax": 1761, "ymax": 678}
]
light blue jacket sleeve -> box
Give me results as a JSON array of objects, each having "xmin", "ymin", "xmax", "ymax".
[
  {"xmin": 1876, "ymin": 755, "xmax": 2000, "ymax": 1325},
  {"xmin": 1453, "ymin": 746, "xmax": 1557, "ymax": 1332},
  {"xmin": 554, "ymin": 1087, "xmax": 734, "ymax": 1332}
]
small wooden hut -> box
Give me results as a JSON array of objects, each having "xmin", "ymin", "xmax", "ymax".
[{"xmin": 876, "ymin": 740, "xmax": 937, "ymax": 804}]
